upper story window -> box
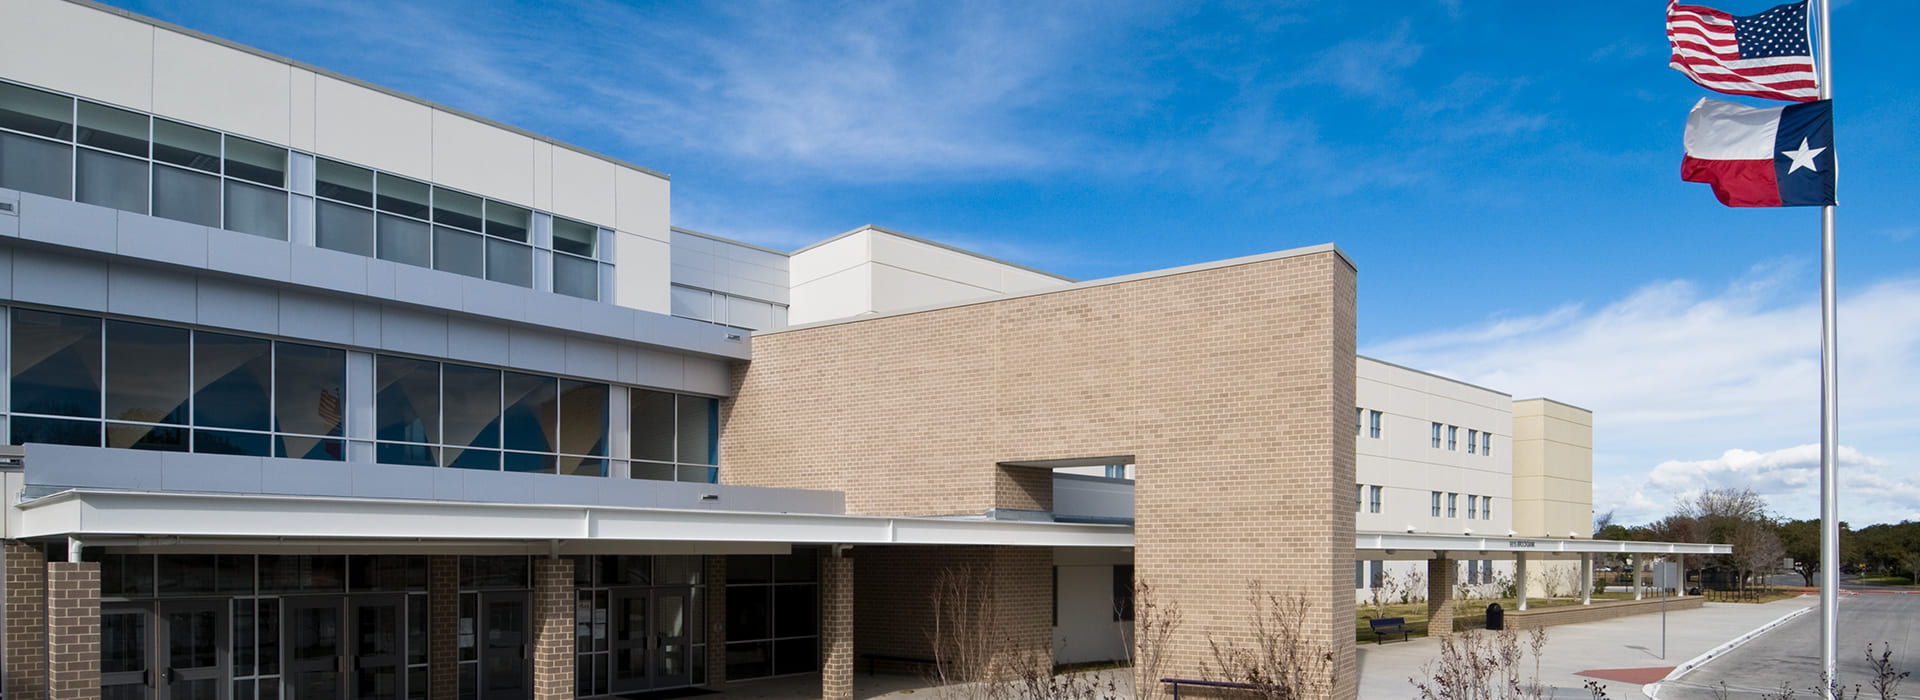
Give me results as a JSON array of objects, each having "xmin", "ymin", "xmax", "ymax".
[
  {"xmin": 1431, "ymin": 491, "xmax": 1442, "ymax": 517},
  {"xmin": 1467, "ymin": 429, "xmax": 1478, "ymax": 454},
  {"xmin": 1447, "ymin": 492, "xmax": 1458, "ymax": 518},
  {"xmin": 1446, "ymin": 425, "xmax": 1458, "ymax": 450},
  {"xmin": 373, "ymin": 356, "xmax": 608, "ymax": 475},
  {"xmin": 1367, "ymin": 410, "xmax": 1382, "ymax": 439},
  {"xmin": 1, "ymin": 79, "xmax": 613, "ymax": 302},
  {"xmin": 1431, "ymin": 422, "xmax": 1441, "ymax": 448},
  {"xmin": 1368, "ymin": 485, "xmax": 1383, "ymax": 514},
  {"xmin": 1468, "ymin": 494, "xmax": 1479, "ymax": 519},
  {"xmin": 1355, "ymin": 484, "xmax": 1363, "ymax": 512},
  {"xmin": 1482, "ymin": 497, "xmax": 1493, "ymax": 520},
  {"xmin": 0, "ymin": 81, "xmax": 291, "ymax": 240},
  {"xmin": 1483, "ymin": 433, "xmax": 1493, "ymax": 456},
  {"xmin": 1355, "ymin": 407, "xmax": 1363, "ymax": 436},
  {"xmin": 629, "ymin": 389, "xmax": 720, "ymax": 483}
]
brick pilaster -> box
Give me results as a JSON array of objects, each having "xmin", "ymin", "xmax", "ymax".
[
  {"xmin": 704, "ymin": 555, "xmax": 727, "ymax": 686},
  {"xmin": 1427, "ymin": 557, "xmax": 1457, "ymax": 637},
  {"xmin": 821, "ymin": 548, "xmax": 854, "ymax": 700},
  {"xmin": 45, "ymin": 561, "xmax": 98, "ymax": 700},
  {"xmin": 531, "ymin": 558, "xmax": 574, "ymax": 700},
  {"xmin": 5, "ymin": 542, "xmax": 46, "ymax": 700},
  {"xmin": 428, "ymin": 556, "xmax": 458, "ymax": 700}
]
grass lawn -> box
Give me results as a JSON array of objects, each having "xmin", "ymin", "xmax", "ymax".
[
  {"xmin": 1860, "ymin": 575, "xmax": 1915, "ymax": 586},
  {"xmin": 1354, "ymin": 593, "xmax": 1638, "ymax": 642}
]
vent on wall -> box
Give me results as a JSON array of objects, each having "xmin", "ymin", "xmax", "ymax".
[{"xmin": 0, "ymin": 201, "xmax": 15, "ymax": 214}]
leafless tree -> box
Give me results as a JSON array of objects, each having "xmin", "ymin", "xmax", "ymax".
[{"xmin": 1200, "ymin": 581, "xmax": 1336, "ymax": 700}]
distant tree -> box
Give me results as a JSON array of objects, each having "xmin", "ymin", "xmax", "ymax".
[
  {"xmin": 1778, "ymin": 518, "xmax": 1858, "ymax": 586},
  {"xmin": 1594, "ymin": 510, "xmax": 1615, "ymax": 536}
]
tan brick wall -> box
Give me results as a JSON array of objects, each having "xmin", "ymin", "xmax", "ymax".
[
  {"xmin": 852, "ymin": 546, "xmax": 1052, "ymax": 668},
  {"xmin": 1426, "ymin": 557, "xmax": 1458, "ymax": 637},
  {"xmin": 531, "ymin": 558, "xmax": 574, "ymax": 700},
  {"xmin": 45, "ymin": 562, "xmax": 98, "ymax": 700},
  {"xmin": 5, "ymin": 542, "xmax": 47, "ymax": 700},
  {"xmin": 821, "ymin": 548, "xmax": 855, "ymax": 700},
  {"xmin": 428, "ymin": 556, "xmax": 458, "ymax": 700},
  {"xmin": 725, "ymin": 248, "xmax": 1358, "ymax": 698}
]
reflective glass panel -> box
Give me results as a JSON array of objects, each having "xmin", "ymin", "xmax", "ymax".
[
  {"xmin": 432, "ymin": 187, "xmax": 483, "ymax": 231},
  {"xmin": 105, "ymin": 320, "xmax": 189, "ymax": 423},
  {"xmin": 502, "ymin": 451, "xmax": 552, "ymax": 474},
  {"xmin": 774, "ymin": 638, "xmax": 819, "ymax": 676},
  {"xmin": 726, "ymin": 583, "xmax": 771, "ymax": 639},
  {"xmin": 276, "ymin": 341, "xmax": 345, "ymax": 437},
  {"xmin": 558, "ymin": 380, "xmax": 607, "ymax": 456},
  {"xmin": 484, "ymin": 201, "xmax": 529, "ymax": 242},
  {"xmin": 0, "ymin": 131, "xmax": 73, "ymax": 199},
  {"xmin": 276, "ymin": 435, "xmax": 344, "ymax": 461},
  {"xmin": 13, "ymin": 416, "xmax": 100, "ymax": 446},
  {"xmin": 377, "ymin": 214, "xmax": 431, "ymax": 268},
  {"xmin": 224, "ymin": 135, "xmax": 285, "ymax": 187},
  {"xmin": 670, "ymin": 286, "xmax": 714, "ymax": 322},
  {"xmin": 630, "ymin": 389, "xmax": 674, "ymax": 462},
  {"xmin": 102, "ymin": 611, "xmax": 147, "ymax": 673},
  {"xmin": 12, "ymin": 309, "xmax": 102, "ymax": 417},
  {"xmin": 676, "ymin": 395, "xmax": 718, "ymax": 465},
  {"xmin": 76, "ymin": 101, "xmax": 147, "ymax": 157},
  {"xmin": 375, "ymin": 172, "xmax": 429, "ymax": 219},
  {"xmin": 0, "ymin": 82, "xmax": 73, "ymax": 138},
  {"xmin": 501, "ymin": 372, "xmax": 555, "ymax": 453},
  {"xmin": 152, "ymin": 120, "xmax": 220, "ymax": 172},
  {"xmin": 317, "ymin": 200, "xmax": 375, "ymax": 256},
  {"xmin": 193, "ymin": 332, "xmax": 271, "ymax": 430},
  {"xmin": 76, "ymin": 148, "xmax": 148, "ymax": 213},
  {"xmin": 376, "ymin": 442, "xmax": 437, "ymax": 467},
  {"xmin": 484, "ymin": 239, "xmax": 531, "ymax": 288},
  {"xmin": 553, "ymin": 253, "xmax": 597, "ymax": 300},
  {"xmin": 551, "ymin": 216, "xmax": 596, "ymax": 257},
  {"xmin": 442, "ymin": 363, "xmax": 501, "ymax": 449},
  {"xmin": 376, "ymin": 356, "xmax": 440, "ymax": 444},
  {"xmin": 631, "ymin": 462, "xmax": 673, "ymax": 482},
  {"xmin": 194, "ymin": 429, "xmax": 270, "ymax": 456},
  {"xmin": 317, "ymin": 158, "xmax": 373, "ymax": 206},
  {"xmin": 152, "ymin": 164, "xmax": 220, "ymax": 227},
  {"xmin": 107, "ymin": 423, "xmax": 188, "ymax": 451},
  {"xmin": 432, "ymin": 226, "xmax": 484, "ymax": 278},
  {"xmin": 557, "ymin": 456, "xmax": 603, "ymax": 477},
  {"xmin": 225, "ymin": 180, "xmax": 288, "ymax": 240},
  {"xmin": 445, "ymin": 447, "xmax": 500, "ymax": 470},
  {"xmin": 773, "ymin": 585, "xmax": 817, "ymax": 638}
]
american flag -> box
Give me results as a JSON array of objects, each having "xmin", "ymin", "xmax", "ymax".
[{"xmin": 1668, "ymin": 0, "xmax": 1818, "ymax": 102}]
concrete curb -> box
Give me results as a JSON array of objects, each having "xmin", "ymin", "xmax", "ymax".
[{"xmin": 1641, "ymin": 603, "xmax": 1816, "ymax": 699}]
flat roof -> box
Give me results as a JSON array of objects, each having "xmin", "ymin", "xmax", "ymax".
[{"xmin": 1355, "ymin": 531, "xmax": 1731, "ymax": 560}]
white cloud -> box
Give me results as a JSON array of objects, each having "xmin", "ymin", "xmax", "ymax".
[{"xmin": 1365, "ymin": 265, "xmax": 1920, "ymax": 525}]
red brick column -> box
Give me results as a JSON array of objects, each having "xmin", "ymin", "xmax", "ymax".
[
  {"xmin": 821, "ymin": 547, "xmax": 854, "ymax": 700},
  {"xmin": 1427, "ymin": 557, "xmax": 1457, "ymax": 637},
  {"xmin": 531, "ymin": 558, "xmax": 574, "ymax": 700},
  {"xmin": 45, "ymin": 561, "xmax": 99, "ymax": 700},
  {"xmin": 5, "ymin": 542, "xmax": 47, "ymax": 700},
  {"xmin": 704, "ymin": 555, "xmax": 727, "ymax": 686},
  {"xmin": 428, "ymin": 556, "xmax": 458, "ymax": 700}
]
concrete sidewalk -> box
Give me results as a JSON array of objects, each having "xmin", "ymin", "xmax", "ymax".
[{"xmin": 1358, "ymin": 597, "xmax": 1816, "ymax": 699}]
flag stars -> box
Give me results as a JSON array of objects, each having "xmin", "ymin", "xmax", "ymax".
[{"xmin": 1782, "ymin": 138, "xmax": 1827, "ymax": 174}]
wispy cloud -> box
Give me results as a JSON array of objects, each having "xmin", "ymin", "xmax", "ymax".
[{"xmin": 1365, "ymin": 265, "xmax": 1920, "ymax": 525}]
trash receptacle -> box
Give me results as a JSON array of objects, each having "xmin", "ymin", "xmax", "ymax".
[{"xmin": 1486, "ymin": 603, "xmax": 1504, "ymax": 630}]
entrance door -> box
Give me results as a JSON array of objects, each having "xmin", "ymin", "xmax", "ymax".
[
  {"xmin": 284, "ymin": 598, "xmax": 343, "ymax": 699},
  {"xmin": 478, "ymin": 592, "xmax": 530, "ymax": 700},
  {"xmin": 102, "ymin": 606, "xmax": 153, "ymax": 700},
  {"xmin": 158, "ymin": 600, "xmax": 228, "ymax": 700},
  {"xmin": 350, "ymin": 596, "xmax": 406, "ymax": 700},
  {"xmin": 651, "ymin": 587, "xmax": 692, "ymax": 689},
  {"xmin": 608, "ymin": 590, "xmax": 650, "ymax": 694}
]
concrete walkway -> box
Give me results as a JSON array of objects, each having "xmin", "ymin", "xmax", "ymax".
[{"xmin": 1358, "ymin": 597, "xmax": 1816, "ymax": 699}]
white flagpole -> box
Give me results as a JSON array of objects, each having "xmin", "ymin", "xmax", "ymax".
[{"xmin": 1815, "ymin": 0, "xmax": 1839, "ymax": 687}]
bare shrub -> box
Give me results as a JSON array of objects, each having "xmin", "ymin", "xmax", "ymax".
[
  {"xmin": 1408, "ymin": 627, "xmax": 1551, "ymax": 700},
  {"xmin": 1200, "ymin": 581, "xmax": 1337, "ymax": 700},
  {"xmin": 1129, "ymin": 580, "xmax": 1182, "ymax": 700},
  {"xmin": 1760, "ymin": 643, "xmax": 1912, "ymax": 700}
]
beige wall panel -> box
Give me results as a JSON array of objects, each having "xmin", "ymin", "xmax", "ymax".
[
  {"xmin": 549, "ymin": 147, "xmax": 617, "ymax": 227},
  {"xmin": 3, "ymin": 0, "xmax": 154, "ymax": 111},
  {"xmin": 1542, "ymin": 476, "xmax": 1592, "ymax": 504},
  {"xmin": 616, "ymin": 167, "xmax": 671, "ymax": 242},
  {"xmin": 789, "ymin": 232, "xmax": 869, "ymax": 286},
  {"xmin": 152, "ymin": 29, "xmax": 292, "ymax": 144},
  {"xmin": 313, "ymin": 75, "xmax": 432, "ymax": 179},
  {"xmin": 1513, "ymin": 416, "xmax": 1546, "ymax": 442},
  {"xmin": 430, "ymin": 110, "xmax": 535, "ymax": 206},
  {"xmin": 613, "ymin": 233, "xmax": 670, "ymax": 314},
  {"xmin": 531, "ymin": 142, "xmax": 554, "ymax": 211},
  {"xmin": 1512, "ymin": 475, "xmax": 1547, "ymax": 501},
  {"xmin": 1542, "ymin": 417, "xmax": 1594, "ymax": 448},
  {"xmin": 1542, "ymin": 441, "xmax": 1592, "ymax": 477},
  {"xmin": 289, "ymin": 69, "xmax": 317, "ymax": 151}
]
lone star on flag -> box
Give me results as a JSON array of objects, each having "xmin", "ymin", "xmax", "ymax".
[{"xmin": 1782, "ymin": 138, "xmax": 1826, "ymax": 173}]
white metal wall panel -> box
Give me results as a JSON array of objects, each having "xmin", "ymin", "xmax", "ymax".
[
  {"xmin": 151, "ymin": 28, "xmax": 293, "ymax": 146},
  {"xmin": 1, "ymin": 0, "xmax": 155, "ymax": 112},
  {"xmin": 312, "ymin": 75, "xmax": 434, "ymax": 181},
  {"xmin": 430, "ymin": 109, "xmax": 537, "ymax": 207}
]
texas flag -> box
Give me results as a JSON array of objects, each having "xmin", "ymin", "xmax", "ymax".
[{"xmin": 1682, "ymin": 98, "xmax": 1834, "ymax": 207}]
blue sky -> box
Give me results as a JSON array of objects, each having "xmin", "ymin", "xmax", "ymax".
[{"xmin": 107, "ymin": 0, "xmax": 1918, "ymax": 526}]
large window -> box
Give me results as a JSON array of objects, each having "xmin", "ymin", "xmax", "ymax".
[
  {"xmin": 1367, "ymin": 485, "xmax": 1382, "ymax": 514},
  {"xmin": 1366, "ymin": 409, "xmax": 1382, "ymax": 439},
  {"xmin": 725, "ymin": 550, "xmax": 818, "ymax": 681},
  {"xmin": 375, "ymin": 356, "xmax": 608, "ymax": 475},
  {"xmin": 1467, "ymin": 429, "xmax": 1478, "ymax": 454},
  {"xmin": 10, "ymin": 309, "xmax": 343, "ymax": 458},
  {"xmin": 1431, "ymin": 422, "xmax": 1441, "ymax": 449},
  {"xmin": 630, "ymin": 389, "xmax": 719, "ymax": 483},
  {"xmin": 0, "ymin": 81, "xmax": 291, "ymax": 238}
]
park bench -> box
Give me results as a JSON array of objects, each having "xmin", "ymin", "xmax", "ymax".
[
  {"xmin": 860, "ymin": 653, "xmax": 939, "ymax": 676},
  {"xmin": 1369, "ymin": 616, "xmax": 1411, "ymax": 644}
]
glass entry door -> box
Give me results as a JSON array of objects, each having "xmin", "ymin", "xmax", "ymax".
[
  {"xmin": 609, "ymin": 587, "xmax": 694, "ymax": 694},
  {"xmin": 159, "ymin": 600, "xmax": 227, "ymax": 700},
  {"xmin": 478, "ymin": 592, "xmax": 530, "ymax": 700},
  {"xmin": 283, "ymin": 598, "xmax": 343, "ymax": 699},
  {"xmin": 102, "ymin": 606, "xmax": 153, "ymax": 700},
  {"xmin": 350, "ymin": 596, "xmax": 406, "ymax": 700}
]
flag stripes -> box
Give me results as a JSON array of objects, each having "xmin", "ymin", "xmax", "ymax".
[{"xmin": 1668, "ymin": 1, "xmax": 1818, "ymax": 102}]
